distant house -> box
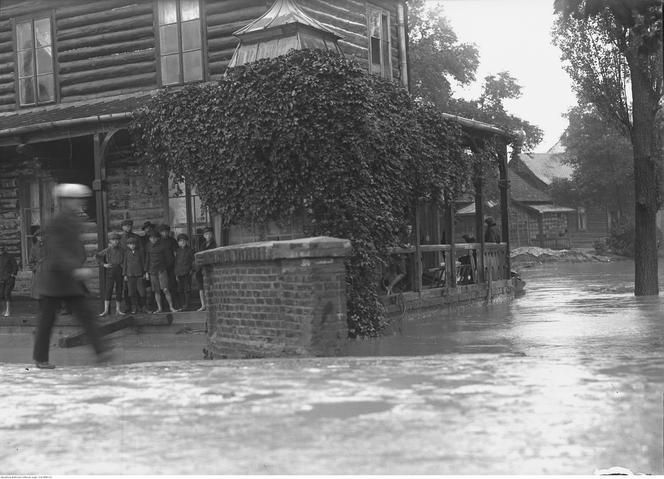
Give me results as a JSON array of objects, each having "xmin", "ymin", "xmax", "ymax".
[{"xmin": 509, "ymin": 141, "xmax": 611, "ymax": 249}]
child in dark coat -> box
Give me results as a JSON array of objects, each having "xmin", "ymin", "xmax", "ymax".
[
  {"xmin": 174, "ymin": 233, "xmax": 195, "ymax": 311},
  {"xmin": 122, "ymin": 236, "xmax": 146, "ymax": 314},
  {"xmin": 96, "ymin": 232, "xmax": 125, "ymax": 316},
  {"xmin": 0, "ymin": 244, "xmax": 18, "ymax": 317}
]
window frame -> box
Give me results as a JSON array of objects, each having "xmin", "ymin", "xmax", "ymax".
[
  {"xmin": 155, "ymin": 0, "xmax": 207, "ymax": 87},
  {"xmin": 366, "ymin": 3, "xmax": 393, "ymax": 80},
  {"xmin": 12, "ymin": 11, "xmax": 58, "ymax": 108}
]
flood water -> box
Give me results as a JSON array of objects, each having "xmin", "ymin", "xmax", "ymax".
[
  {"xmin": 349, "ymin": 260, "xmax": 664, "ymax": 365},
  {"xmin": 2, "ymin": 260, "xmax": 664, "ymax": 474}
]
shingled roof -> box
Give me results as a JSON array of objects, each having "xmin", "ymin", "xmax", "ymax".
[{"xmin": 0, "ymin": 91, "xmax": 152, "ymax": 138}]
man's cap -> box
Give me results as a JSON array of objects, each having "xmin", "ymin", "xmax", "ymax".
[
  {"xmin": 126, "ymin": 236, "xmax": 138, "ymax": 244},
  {"xmin": 485, "ymin": 216, "xmax": 496, "ymax": 225},
  {"xmin": 121, "ymin": 219, "xmax": 133, "ymax": 227},
  {"xmin": 53, "ymin": 183, "xmax": 92, "ymax": 198},
  {"xmin": 202, "ymin": 226, "xmax": 213, "ymax": 234},
  {"xmin": 108, "ymin": 232, "xmax": 121, "ymax": 240},
  {"xmin": 177, "ymin": 233, "xmax": 189, "ymax": 241},
  {"xmin": 142, "ymin": 221, "xmax": 154, "ymax": 230}
]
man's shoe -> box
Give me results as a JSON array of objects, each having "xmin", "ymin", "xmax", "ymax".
[{"xmin": 35, "ymin": 361, "xmax": 55, "ymax": 369}]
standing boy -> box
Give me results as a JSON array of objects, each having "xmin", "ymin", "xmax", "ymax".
[
  {"xmin": 145, "ymin": 230, "xmax": 177, "ymax": 313},
  {"xmin": 174, "ymin": 233, "xmax": 195, "ymax": 311},
  {"xmin": 195, "ymin": 226, "xmax": 217, "ymax": 311},
  {"xmin": 0, "ymin": 244, "xmax": 18, "ymax": 317},
  {"xmin": 96, "ymin": 232, "xmax": 125, "ymax": 316},
  {"xmin": 158, "ymin": 224, "xmax": 179, "ymax": 308},
  {"xmin": 123, "ymin": 236, "xmax": 146, "ymax": 314}
]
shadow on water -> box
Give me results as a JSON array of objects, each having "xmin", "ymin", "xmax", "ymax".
[{"xmin": 346, "ymin": 261, "xmax": 664, "ymax": 381}]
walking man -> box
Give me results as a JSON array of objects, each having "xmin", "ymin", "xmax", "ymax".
[{"xmin": 33, "ymin": 183, "xmax": 111, "ymax": 369}]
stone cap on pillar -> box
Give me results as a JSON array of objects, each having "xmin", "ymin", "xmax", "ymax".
[{"xmin": 196, "ymin": 236, "xmax": 352, "ymax": 265}]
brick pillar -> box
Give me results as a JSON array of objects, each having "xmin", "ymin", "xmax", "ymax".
[{"xmin": 196, "ymin": 236, "xmax": 351, "ymax": 359}]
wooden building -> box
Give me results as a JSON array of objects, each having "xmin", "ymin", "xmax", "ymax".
[
  {"xmin": 0, "ymin": 0, "xmax": 514, "ymax": 307},
  {"xmin": 509, "ymin": 142, "xmax": 611, "ymax": 249},
  {"xmin": 0, "ymin": 0, "xmax": 412, "ymax": 293}
]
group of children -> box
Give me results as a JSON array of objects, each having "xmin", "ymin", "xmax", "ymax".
[{"xmin": 96, "ymin": 219, "xmax": 217, "ymax": 316}]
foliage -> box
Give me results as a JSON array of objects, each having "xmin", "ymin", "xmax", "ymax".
[
  {"xmin": 553, "ymin": 0, "xmax": 663, "ymax": 295},
  {"xmin": 552, "ymin": 105, "xmax": 634, "ymax": 217},
  {"xmin": 130, "ymin": 49, "xmax": 470, "ymax": 337},
  {"xmin": 450, "ymin": 72, "xmax": 544, "ymax": 151},
  {"xmin": 407, "ymin": 0, "xmax": 480, "ymax": 111},
  {"xmin": 606, "ymin": 219, "xmax": 635, "ymax": 257},
  {"xmin": 407, "ymin": 3, "xmax": 542, "ymax": 151}
]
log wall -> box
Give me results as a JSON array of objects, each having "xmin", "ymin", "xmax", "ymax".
[
  {"xmin": 0, "ymin": 0, "xmax": 406, "ymax": 109},
  {"xmin": 105, "ymin": 135, "xmax": 166, "ymax": 233}
]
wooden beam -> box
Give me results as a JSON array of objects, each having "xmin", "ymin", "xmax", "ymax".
[
  {"xmin": 475, "ymin": 177, "xmax": 485, "ymax": 283},
  {"xmin": 498, "ymin": 140, "xmax": 511, "ymax": 274}
]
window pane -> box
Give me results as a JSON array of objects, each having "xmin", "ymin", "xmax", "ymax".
[
  {"xmin": 160, "ymin": 24, "xmax": 179, "ymax": 55},
  {"xmin": 182, "ymin": 50, "xmax": 202, "ymax": 82},
  {"xmin": 18, "ymin": 50, "xmax": 34, "ymax": 77},
  {"xmin": 181, "ymin": 20, "xmax": 201, "ymax": 51},
  {"xmin": 367, "ymin": 9, "xmax": 381, "ymax": 38},
  {"xmin": 180, "ymin": 0, "xmax": 200, "ymax": 21},
  {"xmin": 370, "ymin": 37, "xmax": 381, "ymax": 72},
  {"xmin": 159, "ymin": 0, "xmax": 178, "ymax": 24},
  {"xmin": 16, "ymin": 22, "xmax": 33, "ymax": 50},
  {"xmin": 19, "ymin": 78, "xmax": 35, "ymax": 105},
  {"xmin": 161, "ymin": 54, "xmax": 180, "ymax": 85},
  {"xmin": 34, "ymin": 18, "xmax": 51, "ymax": 46},
  {"xmin": 36, "ymin": 47, "xmax": 53, "ymax": 74},
  {"xmin": 37, "ymin": 74, "xmax": 54, "ymax": 102}
]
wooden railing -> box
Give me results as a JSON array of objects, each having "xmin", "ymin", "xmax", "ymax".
[{"xmin": 381, "ymin": 243, "xmax": 509, "ymax": 295}]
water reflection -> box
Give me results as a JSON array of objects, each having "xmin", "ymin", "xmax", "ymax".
[{"xmin": 347, "ymin": 261, "xmax": 664, "ymax": 380}]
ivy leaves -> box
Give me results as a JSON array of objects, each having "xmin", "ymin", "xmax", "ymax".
[{"xmin": 130, "ymin": 49, "xmax": 469, "ymax": 337}]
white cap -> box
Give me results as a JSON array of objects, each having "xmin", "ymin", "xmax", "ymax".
[{"xmin": 53, "ymin": 183, "xmax": 92, "ymax": 198}]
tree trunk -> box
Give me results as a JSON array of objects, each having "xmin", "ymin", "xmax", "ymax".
[{"xmin": 629, "ymin": 60, "xmax": 659, "ymax": 296}]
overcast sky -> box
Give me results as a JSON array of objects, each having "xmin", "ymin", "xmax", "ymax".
[{"xmin": 432, "ymin": 0, "xmax": 577, "ymax": 153}]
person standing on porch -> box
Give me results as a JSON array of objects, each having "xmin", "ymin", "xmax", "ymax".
[
  {"xmin": 195, "ymin": 226, "xmax": 217, "ymax": 312},
  {"xmin": 484, "ymin": 217, "xmax": 501, "ymax": 244},
  {"xmin": 145, "ymin": 230, "xmax": 177, "ymax": 313},
  {"xmin": 158, "ymin": 224, "xmax": 179, "ymax": 308},
  {"xmin": 0, "ymin": 244, "xmax": 18, "ymax": 317},
  {"xmin": 120, "ymin": 219, "xmax": 141, "ymax": 312},
  {"xmin": 33, "ymin": 183, "xmax": 111, "ymax": 369},
  {"xmin": 96, "ymin": 232, "xmax": 125, "ymax": 317},
  {"xmin": 122, "ymin": 236, "xmax": 146, "ymax": 314},
  {"xmin": 174, "ymin": 234, "xmax": 195, "ymax": 311}
]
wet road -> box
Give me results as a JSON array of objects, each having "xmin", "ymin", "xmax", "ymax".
[{"xmin": 1, "ymin": 261, "xmax": 663, "ymax": 474}]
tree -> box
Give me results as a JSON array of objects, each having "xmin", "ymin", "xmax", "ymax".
[
  {"xmin": 451, "ymin": 72, "xmax": 544, "ymax": 151},
  {"xmin": 407, "ymin": 0, "xmax": 480, "ymax": 110},
  {"xmin": 553, "ymin": 104, "xmax": 634, "ymax": 219},
  {"xmin": 553, "ymin": 0, "xmax": 663, "ymax": 295}
]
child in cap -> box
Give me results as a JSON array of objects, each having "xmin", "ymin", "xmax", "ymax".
[
  {"xmin": 96, "ymin": 232, "xmax": 125, "ymax": 316},
  {"xmin": 0, "ymin": 244, "xmax": 18, "ymax": 317},
  {"xmin": 195, "ymin": 226, "xmax": 217, "ymax": 311},
  {"xmin": 174, "ymin": 233, "xmax": 195, "ymax": 311},
  {"xmin": 122, "ymin": 236, "xmax": 146, "ymax": 314}
]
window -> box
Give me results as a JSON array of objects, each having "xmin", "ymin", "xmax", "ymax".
[
  {"xmin": 168, "ymin": 176, "xmax": 210, "ymax": 251},
  {"xmin": 157, "ymin": 0, "xmax": 203, "ymax": 86},
  {"xmin": 367, "ymin": 5, "xmax": 392, "ymax": 79},
  {"xmin": 15, "ymin": 16, "xmax": 55, "ymax": 106}
]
